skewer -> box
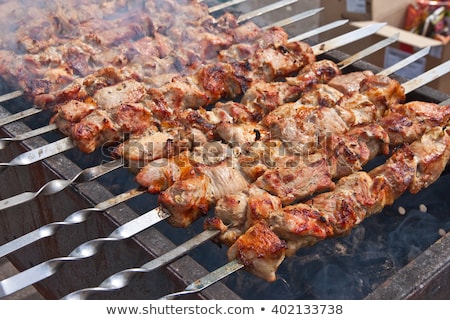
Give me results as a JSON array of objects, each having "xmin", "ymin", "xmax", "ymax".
[
  {"xmin": 208, "ymin": 0, "xmax": 248, "ymax": 13},
  {"xmin": 0, "ymin": 206, "xmax": 170, "ymax": 298},
  {"xmin": 1, "ymin": 52, "xmax": 446, "ymax": 298},
  {"xmin": 288, "ymin": 19, "xmax": 349, "ymax": 42},
  {"xmin": 0, "ymin": 137, "xmax": 75, "ymax": 174},
  {"xmin": 62, "ymin": 229, "xmax": 221, "ymax": 300},
  {"xmin": 312, "ymin": 22, "xmax": 387, "ymax": 56},
  {"xmin": 402, "ymin": 60, "xmax": 450, "ymax": 93},
  {"xmin": 0, "ymin": 187, "xmax": 146, "ymax": 258},
  {"xmin": 236, "ymin": 0, "xmax": 298, "ymax": 24},
  {"xmin": 337, "ymin": 33, "xmax": 399, "ymax": 69},
  {"xmin": 0, "ymin": 159, "xmax": 123, "ymax": 211},
  {"xmin": 0, "ymin": 123, "xmax": 57, "ymax": 151},
  {"xmin": 158, "ymin": 260, "xmax": 244, "ymax": 300},
  {"xmin": 0, "ymin": 107, "xmax": 42, "ymax": 128},
  {"xmin": 377, "ymin": 46, "xmax": 431, "ymax": 76},
  {"xmin": 261, "ymin": 8, "xmax": 324, "ymax": 30},
  {"xmin": 0, "ymin": 90, "xmax": 22, "ymax": 104}
]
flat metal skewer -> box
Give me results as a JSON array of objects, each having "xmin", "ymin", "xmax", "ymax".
[
  {"xmin": 288, "ymin": 19, "xmax": 348, "ymax": 42},
  {"xmin": 0, "ymin": 159, "xmax": 123, "ymax": 211},
  {"xmin": 0, "ymin": 123, "xmax": 57, "ymax": 151},
  {"xmin": 402, "ymin": 60, "xmax": 450, "ymax": 94},
  {"xmin": 159, "ymin": 260, "xmax": 244, "ymax": 300},
  {"xmin": 237, "ymin": 0, "xmax": 298, "ymax": 24},
  {"xmin": 62, "ymin": 229, "xmax": 221, "ymax": 300},
  {"xmin": 0, "ymin": 187, "xmax": 145, "ymax": 258},
  {"xmin": 312, "ymin": 22, "xmax": 387, "ymax": 56},
  {"xmin": 0, "ymin": 136, "xmax": 75, "ymax": 174},
  {"xmin": 0, "ymin": 106, "xmax": 42, "ymax": 128},
  {"xmin": 0, "ymin": 90, "xmax": 23, "ymax": 104},
  {"xmin": 0, "ymin": 206, "xmax": 170, "ymax": 298},
  {"xmin": 208, "ymin": 0, "xmax": 248, "ymax": 13},
  {"xmin": 337, "ymin": 33, "xmax": 400, "ymax": 69},
  {"xmin": 261, "ymin": 8, "xmax": 323, "ymax": 30}
]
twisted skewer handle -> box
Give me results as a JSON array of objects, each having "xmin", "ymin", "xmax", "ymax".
[
  {"xmin": 0, "ymin": 187, "xmax": 144, "ymax": 258},
  {"xmin": 62, "ymin": 229, "xmax": 220, "ymax": 300},
  {"xmin": 0, "ymin": 207, "xmax": 170, "ymax": 298},
  {"xmin": 0, "ymin": 124, "xmax": 57, "ymax": 150},
  {"xmin": 0, "ymin": 159, "xmax": 123, "ymax": 211}
]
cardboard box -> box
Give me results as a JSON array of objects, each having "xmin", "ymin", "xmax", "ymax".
[{"xmin": 320, "ymin": 0, "xmax": 450, "ymax": 95}]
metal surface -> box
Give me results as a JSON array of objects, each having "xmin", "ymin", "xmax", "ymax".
[
  {"xmin": 0, "ymin": 159, "xmax": 123, "ymax": 210},
  {"xmin": 337, "ymin": 33, "xmax": 399, "ymax": 69},
  {"xmin": 288, "ymin": 19, "xmax": 348, "ymax": 42},
  {"xmin": 0, "ymin": 124, "xmax": 57, "ymax": 150},
  {"xmin": 159, "ymin": 260, "xmax": 245, "ymax": 300},
  {"xmin": 312, "ymin": 22, "xmax": 386, "ymax": 55},
  {"xmin": 402, "ymin": 60, "xmax": 450, "ymax": 94},
  {"xmin": 262, "ymin": 8, "xmax": 323, "ymax": 30},
  {"xmin": 0, "ymin": 137, "xmax": 74, "ymax": 172},
  {"xmin": 62, "ymin": 229, "xmax": 222, "ymax": 300},
  {"xmin": 0, "ymin": 207, "xmax": 171, "ymax": 298},
  {"xmin": 236, "ymin": 0, "xmax": 298, "ymax": 23}
]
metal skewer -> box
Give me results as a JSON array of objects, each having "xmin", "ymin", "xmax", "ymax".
[
  {"xmin": 0, "ymin": 90, "xmax": 22, "ymax": 104},
  {"xmin": 159, "ymin": 260, "xmax": 244, "ymax": 300},
  {"xmin": 0, "ymin": 106, "xmax": 42, "ymax": 128},
  {"xmin": 288, "ymin": 19, "xmax": 349, "ymax": 42},
  {"xmin": 208, "ymin": 0, "xmax": 248, "ymax": 13},
  {"xmin": 0, "ymin": 206, "xmax": 170, "ymax": 298},
  {"xmin": 0, "ymin": 159, "xmax": 123, "ymax": 211},
  {"xmin": 236, "ymin": 0, "xmax": 298, "ymax": 24},
  {"xmin": 337, "ymin": 33, "xmax": 399, "ymax": 70},
  {"xmin": 0, "ymin": 136, "xmax": 75, "ymax": 174},
  {"xmin": 312, "ymin": 22, "xmax": 387, "ymax": 56},
  {"xmin": 0, "ymin": 123, "xmax": 57, "ymax": 151},
  {"xmin": 261, "ymin": 8, "xmax": 323, "ymax": 30},
  {"xmin": 0, "ymin": 187, "xmax": 145, "ymax": 258},
  {"xmin": 402, "ymin": 60, "xmax": 450, "ymax": 94},
  {"xmin": 62, "ymin": 229, "xmax": 221, "ymax": 300}
]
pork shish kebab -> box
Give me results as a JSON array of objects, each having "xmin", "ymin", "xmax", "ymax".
[
  {"xmin": 0, "ymin": 24, "xmax": 387, "ymax": 173},
  {"xmin": 2, "ymin": 104, "xmax": 448, "ymax": 300},
  {"xmin": 156, "ymin": 98, "xmax": 450, "ymax": 228},
  {"xmin": 0, "ymin": 20, "xmax": 349, "ymax": 152},
  {"xmin": 0, "ymin": 0, "xmax": 295, "ymax": 108},
  {"xmin": 154, "ymin": 122, "xmax": 450, "ymax": 300},
  {"xmin": 51, "ymin": 40, "xmax": 316, "ymax": 154},
  {"xmin": 60, "ymin": 100, "xmax": 450, "ymax": 300},
  {"xmin": 0, "ymin": 38, "xmax": 405, "ymax": 214}
]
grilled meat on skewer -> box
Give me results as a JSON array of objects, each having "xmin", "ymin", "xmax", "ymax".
[
  {"xmin": 220, "ymin": 124, "xmax": 450, "ymax": 281},
  {"xmin": 51, "ymin": 41, "xmax": 315, "ymax": 154},
  {"xmin": 158, "ymin": 100, "xmax": 450, "ymax": 228}
]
